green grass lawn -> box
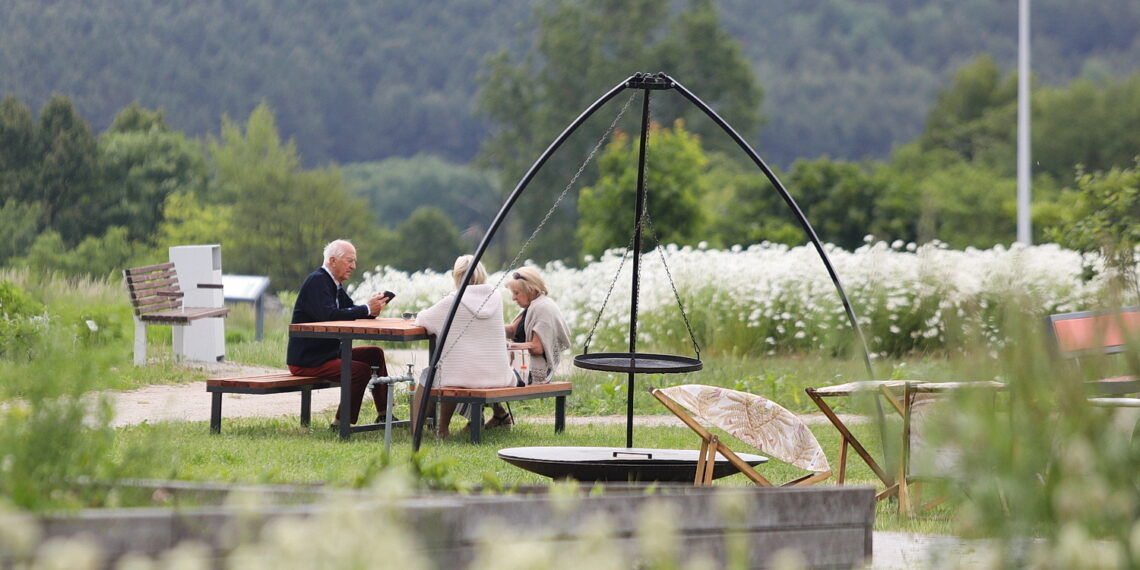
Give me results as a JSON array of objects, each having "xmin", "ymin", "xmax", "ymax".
[
  {"xmin": 96, "ymin": 317, "xmax": 965, "ymax": 534},
  {"xmin": 0, "ymin": 271, "xmax": 983, "ymax": 532},
  {"xmin": 109, "ymin": 401, "xmax": 954, "ymax": 534}
]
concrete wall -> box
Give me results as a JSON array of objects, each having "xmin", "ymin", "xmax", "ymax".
[{"xmin": 25, "ymin": 484, "xmax": 875, "ymax": 569}]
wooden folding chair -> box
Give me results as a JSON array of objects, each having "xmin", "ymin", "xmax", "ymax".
[{"xmin": 651, "ymin": 385, "xmax": 831, "ymax": 486}]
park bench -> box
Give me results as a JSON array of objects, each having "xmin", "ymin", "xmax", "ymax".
[
  {"xmin": 1045, "ymin": 308, "xmax": 1140, "ymax": 442},
  {"xmin": 123, "ymin": 262, "xmax": 230, "ymax": 365},
  {"xmin": 1045, "ymin": 306, "xmax": 1140, "ymax": 396},
  {"xmin": 427, "ymin": 382, "xmax": 573, "ymax": 443},
  {"xmin": 206, "ymin": 372, "xmax": 334, "ymax": 433}
]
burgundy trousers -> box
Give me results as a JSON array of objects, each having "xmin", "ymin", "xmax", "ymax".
[{"xmin": 289, "ymin": 346, "xmax": 387, "ymax": 424}]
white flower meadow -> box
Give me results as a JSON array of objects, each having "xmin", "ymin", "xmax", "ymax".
[{"xmin": 353, "ymin": 241, "xmax": 1112, "ymax": 357}]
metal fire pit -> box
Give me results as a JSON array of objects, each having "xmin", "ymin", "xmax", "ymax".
[{"xmin": 498, "ymin": 446, "xmax": 767, "ymax": 482}]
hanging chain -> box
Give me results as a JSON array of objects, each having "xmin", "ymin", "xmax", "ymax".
[
  {"xmin": 438, "ymin": 91, "xmax": 638, "ymax": 362},
  {"xmin": 503, "ymin": 91, "xmax": 638, "ymax": 275},
  {"xmin": 581, "ymin": 230, "xmax": 638, "ymax": 354},
  {"xmin": 644, "ymin": 210, "xmax": 702, "ymax": 361}
]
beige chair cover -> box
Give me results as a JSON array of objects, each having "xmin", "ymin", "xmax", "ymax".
[{"xmin": 657, "ymin": 384, "xmax": 830, "ymax": 473}]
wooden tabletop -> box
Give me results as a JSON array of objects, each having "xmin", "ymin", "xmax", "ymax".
[
  {"xmin": 807, "ymin": 379, "xmax": 915, "ymax": 396},
  {"xmin": 288, "ymin": 317, "xmax": 428, "ymax": 336}
]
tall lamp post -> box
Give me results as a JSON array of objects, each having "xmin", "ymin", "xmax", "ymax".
[{"xmin": 1017, "ymin": 0, "xmax": 1032, "ymax": 244}]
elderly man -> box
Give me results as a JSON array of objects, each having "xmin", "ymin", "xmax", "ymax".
[{"xmin": 287, "ymin": 239, "xmax": 391, "ymax": 427}]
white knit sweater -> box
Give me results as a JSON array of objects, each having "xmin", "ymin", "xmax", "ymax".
[{"xmin": 414, "ymin": 283, "xmax": 514, "ymax": 388}]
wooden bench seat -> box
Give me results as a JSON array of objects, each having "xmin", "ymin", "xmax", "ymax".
[
  {"xmin": 124, "ymin": 262, "xmax": 230, "ymax": 364},
  {"xmin": 427, "ymin": 382, "xmax": 572, "ymax": 443},
  {"xmin": 206, "ymin": 373, "xmax": 334, "ymax": 433}
]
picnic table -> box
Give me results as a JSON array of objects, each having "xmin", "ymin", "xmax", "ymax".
[{"xmin": 288, "ymin": 317, "xmax": 433, "ymax": 440}]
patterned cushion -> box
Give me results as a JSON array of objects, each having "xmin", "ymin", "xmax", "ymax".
[{"xmin": 659, "ymin": 384, "xmax": 830, "ymax": 473}]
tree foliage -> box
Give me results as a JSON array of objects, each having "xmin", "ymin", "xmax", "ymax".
[
  {"xmin": 1051, "ymin": 159, "xmax": 1140, "ymax": 298},
  {"xmin": 36, "ymin": 95, "xmax": 101, "ymax": 244},
  {"xmin": 0, "ymin": 0, "xmax": 1137, "ymax": 171},
  {"xmin": 342, "ymin": 155, "xmax": 500, "ymax": 235},
  {"xmin": 0, "ymin": 96, "xmax": 40, "ymax": 205},
  {"xmin": 782, "ymin": 159, "xmax": 889, "ymax": 251},
  {"xmin": 1033, "ymin": 74, "xmax": 1140, "ymax": 181},
  {"xmin": 1, "ymin": 2, "xmax": 1139, "ymax": 279},
  {"xmin": 578, "ymin": 121, "xmax": 709, "ymax": 258},
  {"xmin": 204, "ymin": 102, "xmax": 375, "ymax": 290},
  {"xmin": 477, "ymin": 0, "xmax": 762, "ymax": 263},
  {"xmin": 918, "ymin": 55, "xmax": 1019, "ymax": 174},
  {"xmin": 12, "ymin": 228, "xmax": 139, "ymax": 280},
  {"xmin": 99, "ymin": 104, "xmax": 209, "ymax": 243},
  {"xmin": 382, "ymin": 206, "xmax": 467, "ymax": 273}
]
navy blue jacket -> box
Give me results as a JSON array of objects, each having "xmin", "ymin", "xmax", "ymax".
[{"xmin": 286, "ymin": 268, "xmax": 372, "ymax": 367}]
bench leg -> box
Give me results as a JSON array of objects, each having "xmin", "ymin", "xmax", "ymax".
[
  {"xmin": 133, "ymin": 317, "xmax": 147, "ymax": 366},
  {"xmin": 300, "ymin": 388, "xmax": 312, "ymax": 427},
  {"xmin": 210, "ymin": 392, "xmax": 223, "ymax": 434},
  {"xmin": 467, "ymin": 402, "xmax": 483, "ymax": 444},
  {"xmin": 555, "ymin": 395, "xmax": 566, "ymax": 434}
]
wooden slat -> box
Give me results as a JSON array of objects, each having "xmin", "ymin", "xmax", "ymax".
[
  {"xmin": 124, "ymin": 270, "xmax": 177, "ymax": 283},
  {"xmin": 124, "ymin": 262, "xmax": 175, "ymax": 276},
  {"xmin": 140, "ymin": 307, "xmax": 230, "ymax": 324},
  {"xmin": 133, "ymin": 296, "xmax": 182, "ymax": 310},
  {"xmin": 125, "ymin": 264, "xmax": 229, "ymax": 322},
  {"xmin": 130, "ymin": 300, "xmax": 181, "ymax": 318},
  {"xmin": 289, "ymin": 318, "xmax": 428, "ymax": 336},
  {"xmin": 207, "ymin": 373, "xmax": 329, "ymax": 390},
  {"xmin": 429, "ymin": 382, "xmax": 572, "ymax": 398},
  {"xmin": 128, "ymin": 278, "xmax": 180, "ymax": 291}
]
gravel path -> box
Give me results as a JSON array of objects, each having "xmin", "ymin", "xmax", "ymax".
[{"xmin": 103, "ymin": 356, "xmax": 864, "ymax": 429}]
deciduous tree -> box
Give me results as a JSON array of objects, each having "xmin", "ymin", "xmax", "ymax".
[
  {"xmin": 36, "ymin": 95, "xmax": 100, "ymax": 244},
  {"xmin": 578, "ymin": 121, "xmax": 708, "ymax": 258},
  {"xmin": 99, "ymin": 103, "xmax": 208, "ymax": 244},
  {"xmin": 0, "ymin": 96, "xmax": 40, "ymax": 205},
  {"xmin": 1052, "ymin": 159, "xmax": 1140, "ymax": 298},
  {"xmin": 384, "ymin": 206, "xmax": 467, "ymax": 273},
  {"xmin": 205, "ymin": 102, "xmax": 373, "ymax": 290},
  {"xmin": 477, "ymin": 0, "xmax": 761, "ymax": 263}
]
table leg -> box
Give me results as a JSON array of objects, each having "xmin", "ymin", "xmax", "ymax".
[
  {"xmin": 339, "ymin": 340, "xmax": 352, "ymax": 440},
  {"xmin": 898, "ymin": 382, "xmax": 915, "ymax": 516},
  {"xmin": 837, "ymin": 438, "xmax": 849, "ymax": 484}
]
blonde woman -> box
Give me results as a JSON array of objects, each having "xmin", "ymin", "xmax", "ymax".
[
  {"xmin": 412, "ymin": 255, "xmax": 515, "ymax": 438},
  {"xmin": 489, "ymin": 266, "xmax": 571, "ymax": 428}
]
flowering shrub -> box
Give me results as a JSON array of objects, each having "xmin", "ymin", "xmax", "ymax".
[{"xmin": 354, "ymin": 240, "xmax": 1111, "ymax": 358}]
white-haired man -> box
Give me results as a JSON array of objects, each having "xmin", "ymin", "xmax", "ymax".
[{"xmin": 287, "ymin": 239, "xmax": 390, "ymax": 426}]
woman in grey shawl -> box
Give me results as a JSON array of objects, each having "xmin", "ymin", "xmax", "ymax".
[{"xmin": 486, "ymin": 266, "xmax": 572, "ymax": 428}]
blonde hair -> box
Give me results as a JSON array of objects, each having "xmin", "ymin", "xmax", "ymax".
[
  {"xmin": 508, "ymin": 266, "xmax": 548, "ymax": 299},
  {"xmin": 451, "ymin": 255, "xmax": 488, "ymax": 288}
]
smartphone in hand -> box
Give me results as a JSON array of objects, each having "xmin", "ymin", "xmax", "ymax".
[{"xmin": 381, "ymin": 290, "xmax": 396, "ymax": 301}]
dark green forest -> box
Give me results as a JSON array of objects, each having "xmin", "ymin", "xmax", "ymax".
[
  {"xmin": 2, "ymin": 0, "xmax": 1140, "ymax": 292},
  {"xmin": 2, "ymin": 0, "xmax": 1137, "ymax": 167}
]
